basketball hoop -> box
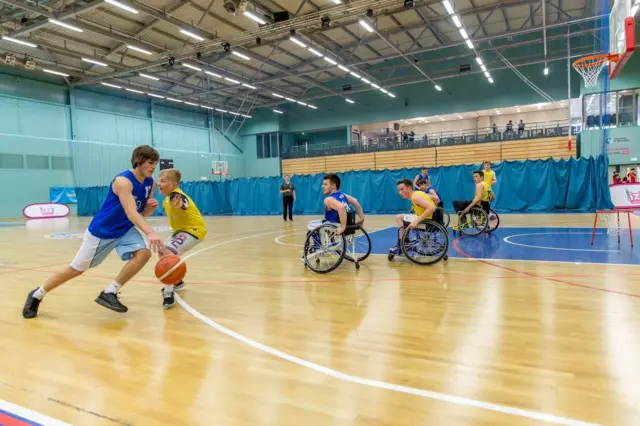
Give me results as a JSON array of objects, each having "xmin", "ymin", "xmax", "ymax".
[
  {"xmin": 573, "ymin": 54, "xmax": 619, "ymax": 88},
  {"xmin": 591, "ymin": 207, "xmax": 635, "ymax": 247}
]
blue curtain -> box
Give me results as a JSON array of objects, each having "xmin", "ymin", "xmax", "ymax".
[{"xmin": 77, "ymin": 155, "xmax": 614, "ymax": 216}]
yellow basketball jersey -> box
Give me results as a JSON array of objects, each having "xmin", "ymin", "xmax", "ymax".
[
  {"xmin": 483, "ymin": 170, "xmax": 495, "ymax": 185},
  {"xmin": 411, "ymin": 191, "xmax": 436, "ymax": 218},
  {"xmin": 481, "ymin": 181, "xmax": 492, "ymax": 202},
  {"xmin": 163, "ymin": 188, "xmax": 207, "ymax": 240}
]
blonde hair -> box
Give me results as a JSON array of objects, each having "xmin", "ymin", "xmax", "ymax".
[{"xmin": 159, "ymin": 168, "xmax": 181, "ymax": 184}]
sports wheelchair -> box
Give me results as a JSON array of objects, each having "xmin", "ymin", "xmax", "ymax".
[
  {"xmin": 388, "ymin": 216, "xmax": 449, "ymax": 265},
  {"xmin": 302, "ymin": 211, "xmax": 372, "ymax": 274},
  {"xmin": 452, "ymin": 206, "xmax": 500, "ymax": 236}
]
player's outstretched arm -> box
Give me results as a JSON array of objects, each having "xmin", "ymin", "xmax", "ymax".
[
  {"xmin": 345, "ymin": 195, "xmax": 365, "ymax": 224},
  {"xmin": 324, "ymin": 197, "xmax": 347, "ymax": 234},
  {"xmin": 427, "ymin": 189, "xmax": 441, "ymax": 204},
  {"xmin": 113, "ymin": 177, "xmax": 163, "ymax": 250}
]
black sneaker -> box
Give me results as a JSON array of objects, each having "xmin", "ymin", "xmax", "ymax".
[
  {"xmin": 174, "ymin": 281, "xmax": 185, "ymax": 291},
  {"xmin": 22, "ymin": 288, "xmax": 42, "ymax": 319},
  {"xmin": 163, "ymin": 292, "xmax": 176, "ymax": 309},
  {"xmin": 95, "ymin": 291, "xmax": 128, "ymax": 313}
]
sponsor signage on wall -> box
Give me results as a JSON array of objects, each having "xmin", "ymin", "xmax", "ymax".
[
  {"xmin": 23, "ymin": 203, "xmax": 70, "ymax": 219},
  {"xmin": 610, "ymin": 183, "xmax": 640, "ymax": 208}
]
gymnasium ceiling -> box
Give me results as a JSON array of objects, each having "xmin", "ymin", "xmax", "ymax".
[{"xmin": 0, "ymin": 0, "xmax": 596, "ymax": 119}]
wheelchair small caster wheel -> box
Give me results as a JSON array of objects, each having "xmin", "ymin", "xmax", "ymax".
[
  {"xmin": 388, "ymin": 254, "xmax": 394, "ymax": 261},
  {"xmin": 355, "ymin": 262, "xmax": 360, "ymax": 270},
  {"xmin": 444, "ymin": 254, "xmax": 448, "ymax": 261}
]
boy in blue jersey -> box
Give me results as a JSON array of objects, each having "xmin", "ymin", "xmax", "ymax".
[
  {"xmin": 22, "ymin": 145, "xmax": 164, "ymax": 319},
  {"xmin": 418, "ymin": 179, "xmax": 444, "ymax": 226},
  {"xmin": 302, "ymin": 174, "xmax": 364, "ymax": 264}
]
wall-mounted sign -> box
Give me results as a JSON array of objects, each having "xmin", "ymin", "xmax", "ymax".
[
  {"xmin": 610, "ymin": 183, "xmax": 640, "ymax": 208},
  {"xmin": 160, "ymin": 159, "xmax": 174, "ymax": 170},
  {"xmin": 23, "ymin": 203, "xmax": 70, "ymax": 219}
]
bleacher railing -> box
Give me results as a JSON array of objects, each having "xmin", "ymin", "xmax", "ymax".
[{"xmin": 282, "ymin": 120, "xmax": 580, "ymax": 159}]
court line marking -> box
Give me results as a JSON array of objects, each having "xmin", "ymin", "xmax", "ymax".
[
  {"xmin": 273, "ymin": 226, "xmax": 394, "ymax": 248},
  {"xmin": 503, "ymin": 232, "xmax": 621, "ymax": 253},
  {"xmin": 174, "ymin": 230, "xmax": 600, "ymax": 426},
  {"xmin": 0, "ymin": 399, "xmax": 71, "ymax": 426},
  {"xmin": 452, "ymin": 238, "xmax": 640, "ymax": 299}
]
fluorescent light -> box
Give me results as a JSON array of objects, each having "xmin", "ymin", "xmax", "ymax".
[
  {"xmin": 43, "ymin": 69, "xmax": 69, "ymax": 77},
  {"xmin": 201, "ymin": 105, "xmax": 214, "ymax": 109},
  {"xmin": 101, "ymin": 82, "xmax": 121, "ymax": 88},
  {"xmin": 167, "ymin": 97, "xmax": 182, "ymax": 103},
  {"xmin": 361, "ymin": 78, "xmax": 371, "ymax": 84},
  {"xmin": 290, "ymin": 37, "xmax": 307, "ymax": 48},
  {"xmin": 205, "ymin": 71, "xmax": 221, "ymax": 78},
  {"xmin": 452, "ymin": 15, "xmax": 462, "ymax": 28},
  {"xmin": 371, "ymin": 83, "xmax": 380, "ymax": 89},
  {"xmin": 139, "ymin": 72, "xmax": 159, "ymax": 81},
  {"xmin": 180, "ymin": 29, "xmax": 205, "ymax": 41},
  {"xmin": 243, "ymin": 11, "xmax": 266, "ymax": 25},
  {"xmin": 350, "ymin": 71, "xmax": 361, "ymax": 78},
  {"xmin": 147, "ymin": 93, "xmax": 165, "ymax": 98},
  {"xmin": 442, "ymin": 0, "xmax": 454, "ymax": 14},
  {"xmin": 241, "ymin": 114, "xmax": 252, "ymax": 118},
  {"xmin": 358, "ymin": 19, "xmax": 374, "ymax": 32},
  {"xmin": 308, "ymin": 47, "xmax": 323, "ymax": 57},
  {"xmin": 127, "ymin": 45, "xmax": 152, "ymax": 55},
  {"xmin": 323, "ymin": 56, "xmax": 337, "ymax": 65},
  {"xmin": 224, "ymin": 77, "xmax": 240, "ymax": 84},
  {"xmin": 345, "ymin": 98, "xmax": 355, "ymax": 104},
  {"xmin": 476, "ymin": 57, "xmax": 483, "ymax": 65},
  {"xmin": 229, "ymin": 111, "xmax": 239, "ymax": 115},
  {"xmin": 481, "ymin": 64, "xmax": 487, "ymax": 72},
  {"xmin": 125, "ymin": 88, "xmax": 143, "ymax": 94},
  {"xmin": 272, "ymin": 93, "xmax": 284, "ymax": 98},
  {"xmin": 105, "ymin": 0, "xmax": 138, "ymax": 14},
  {"xmin": 434, "ymin": 84, "xmax": 442, "ymax": 91},
  {"xmin": 465, "ymin": 39, "xmax": 473, "ymax": 49},
  {"xmin": 296, "ymin": 101, "xmax": 308, "ymax": 106},
  {"xmin": 544, "ymin": 67, "xmax": 549, "ymax": 75},
  {"xmin": 307, "ymin": 104, "xmax": 317, "ymax": 109},
  {"xmin": 231, "ymin": 51, "xmax": 250, "ymax": 60},
  {"xmin": 182, "ymin": 63, "xmax": 202, "ymax": 71},
  {"xmin": 216, "ymin": 109, "xmax": 228, "ymax": 113},
  {"xmin": 82, "ymin": 57, "xmax": 107, "ymax": 66},
  {"xmin": 331, "ymin": 0, "xmax": 342, "ymax": 3},
  {"xmin": 338, "ymin": 65, "xmax": 349, "ymax": 72},
  {"xmin": 484, "ymin": 71, "xmax": 490, "ymax": 78},
  {"xmin": 184, "ymin": 101, "xmax": 198, "ymax": 106},
  {"xmin": 459, "ymin": 28, "xmax": 469, "ymax": 39},
  {"xmin": 273, "ymin": 109, "xmax": 284, "ymax": 114},
  {"xmin": 285, "ymin": 97, "xmax": 295, "ymax": 102},
  {"xmin": 380, "ymin": 88, "xmax": 388, "ymax": 94},
  {"xmin": 242, "ymin": 83, "xmax": 257, "ymax": 89},
  {"xmin": 49, "ymin": 19, "xmax": 83, "ymax": 32},
  {"xmin": 387, "ymin": 92, "xmax": 396, "ymax": 98},
  {"xmin": 2, "ymin": 36, "xmax": 37, "ymax": 48}
]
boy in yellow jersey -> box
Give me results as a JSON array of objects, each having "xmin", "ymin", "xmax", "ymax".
[
  {"xmin": 483, "ymin": 160, "xmax": 497, "ymax": 187},
  {"xmin": 452, "ymin": 170, "xmax": 495, "ymax": 230},
  {"xmin": 389, "ymin": 179, "xmax": 437, "ymax": 255},
  {"xmin": 157, "ymin": 168, "xmax": 207, "ymax": 309}
]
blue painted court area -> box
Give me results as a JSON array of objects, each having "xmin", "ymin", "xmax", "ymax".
[{"xmin": 369, "ymin": 227, "xmax": 640, "ymax": 265}]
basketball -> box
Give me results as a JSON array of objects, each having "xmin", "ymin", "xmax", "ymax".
[{"xmin": 155, "ymin": 254, "xmax": 186, "ymax": 285}]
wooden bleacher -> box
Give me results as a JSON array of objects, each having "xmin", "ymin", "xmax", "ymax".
[{"xmin": 282, "ymin": 136, "xmax": 577, "ymax": 175}]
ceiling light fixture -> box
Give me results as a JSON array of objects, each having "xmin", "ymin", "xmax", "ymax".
[
  {"xmin": 105, "ymin": 0, "xmax": 138, "ymax": 13},
  {"xmin": 127, "ymin": 45, "xmax": 152, "ymax": 55},
  {"xmin": 180, "ymin": 29, "xmax": 205, "ymax": 41},
  {"xmin": 231, "ymin": 51, "xmax": 250, "ymax": 60},
  {"xmin": 101, "ymin": 82, "xmax": 121, "ymax": 88},
  {"xmin": 224, "ymin": 77, "xmax": 240, "ymax": 84},
  {"xmin": 290, "ymin": 37, "xmax": 307, "ymax": 48},
  {"xmin": 273, "ymin": 109, "xmax": 284, "ymax": 114},
  {"xmin": 243, "ymin": 11, "xmax": 267, "ymax": 25},
  {"xmin": 43, "ymin": 68, "xmax": 69, "ymax": 77},
  {"xmin": 183, "ymin": 63, "xmax": 202, "ymax": 71},
  {"xmin": 205, "ymin": 71, "xmax": 221, "ymax": 78},
  {"xmin": 242, "ymin": 83, "xmax": 257, "ymax": 89},
  {"xmin": 2, "ymin": 36, "xmax": 37, "ymax": 48},
  {"xmin": 49, "ymin": 19, "xmax": 83, "ymax": 32},
  {"xmin": 358, "ymin": 19, "xmax": 374, "ymax": 32},
  {"xmin": 308, "ymin": 47, "xmax": 323, "ymax": 57},
  {"xmin": 139, "ymin": 72, "xmax": 159, "ymax": 80},
  {"xmin": 82, "ymin": 57, "xmax": 107, "ymax": 66}
]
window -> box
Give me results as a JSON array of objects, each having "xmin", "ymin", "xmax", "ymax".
[
  {"xmin": 0, "ymin": 154, "xmax": 23, "ymax": 169},
  {"xmin": 51, "ymin": 156, "xmax": 72, "ymax": 170},
  {"xmin": 257, "ymin": 132, "xmax": 280, "ymax": 159},
  {"xmin": 26, "ymin": 155, "xmax": 49, "ymax": 169},
  {"xmin": 583, "ymin": 88, "xmax": 639, "ymax": 128}
]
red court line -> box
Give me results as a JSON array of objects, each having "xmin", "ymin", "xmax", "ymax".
[
  {"xmin": 0, "ymin": 411, "xmax": 35, "ymax": 426},
  {"xmin": 452, "ymin": 237, "xmax": 640, "ymax": 299},
  {"xmin": 0, "ymin": 262, "xmax": 69, "ymax": 276}
]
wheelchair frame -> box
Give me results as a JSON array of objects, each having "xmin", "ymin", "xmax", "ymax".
[
  {"xmin": 453, "ymin": 206, "xmax": 500, "ymax": 236},
  {"xmin": 388, "ymin": 218, "xmax": 449, "ymax": 265},
  {"xmin": 302, "ymin": 221, "xmax": 372, "ymax": 274}
]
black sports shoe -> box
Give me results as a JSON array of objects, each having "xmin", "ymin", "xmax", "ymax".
[
  {"xmin": 95, "ymin": 291, "xmax": 128, "ymax": 313},
  {"xmin": 22, "ymin": 288, "xmax": 42, "ymax": 319},
  {"xmin": 174, "ymin": 281, "xmax": 185, "ymax": 291},
  {"xmin": 163, "ymin": 292, "xmax": 176, "ymax": 309}
]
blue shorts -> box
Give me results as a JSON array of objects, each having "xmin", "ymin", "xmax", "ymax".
[{"xmin": 70, "ymin": 227, "xmax": 147, "ymax": 271}]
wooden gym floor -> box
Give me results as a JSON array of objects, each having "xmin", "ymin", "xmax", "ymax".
[{"xmin": 1, "ymin": 213, "xmax": 639, "ymax": 426}]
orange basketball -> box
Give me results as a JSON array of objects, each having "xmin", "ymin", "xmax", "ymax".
[{"xmin": 155, "ymin": 254, "xmax": 186, "ymax": 285}]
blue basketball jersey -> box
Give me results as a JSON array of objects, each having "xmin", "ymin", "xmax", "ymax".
[
  {"xmin": 88, "ymin": 170, "xmax": 154, "ymax": 239},
  {"xmin": 324, "ymin": 191, "xmax": 349, "ymax": 223},
  {"xmin": 424, "ymin": 186, "xmax": 441, "ymax": 201}
]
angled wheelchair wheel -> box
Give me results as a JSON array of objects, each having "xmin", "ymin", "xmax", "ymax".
[
  {"xmin": 400, "ymin": 220, "xmax": 449, "ymax": 265},
  {"xmin": 458, "ymin": 207, "xmax": 489, "ymax": 236},
  {"xmin": 343, "ymin": 225, "xmax": 371, "ymax": 268},
  {"xmin": 487, "ymin": 208, "xmax": 500, "ymax": 233},
  {"xmin": 303, "ymin": 224, "xmax": 346, "ymax": 274}
]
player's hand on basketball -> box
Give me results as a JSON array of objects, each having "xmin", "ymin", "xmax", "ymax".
[{"xmin": 147, "ymin": 232, "xmax": 164, "ymax": 252}]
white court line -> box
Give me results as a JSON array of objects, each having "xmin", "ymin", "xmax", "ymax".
[
  {"xmin": 273, "ymin": 226, "xmax": 394, "ymax": 248},
  {"xmin": 0, "ymin": 399, "xmax": 71, "ymax": 426},
  {"xmin": 503, "ymin": 232, "xmax": 621, "ymax": 253},
  {"xmin": 173, "ymin": 230, "xmax": 600, "ymax": 426}
]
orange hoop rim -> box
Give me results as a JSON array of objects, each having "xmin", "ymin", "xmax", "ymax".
[{"xmin": 573, "ymin": 53, "xmax": 620, "ymax": 69}]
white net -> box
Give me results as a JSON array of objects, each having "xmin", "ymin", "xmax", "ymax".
[
  {"xmin": 599, "ymin": 212, "xmax": 621, "ymax": 236},
  {"xmin": 573, "ymin": 56, "xmax": 608, "ymax": 88}
]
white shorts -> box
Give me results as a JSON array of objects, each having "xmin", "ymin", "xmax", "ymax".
[
  {"xmin": 403, "ymin": 214, "xmax": 417, "ymax": 223},
  {"xmin": 164, "ymin": 232, "xmax": 201, "ymax": 255},
  {"xmin": 307, "ymin": 219, "xmax": 338, "ymax": 232},
  {"xmin": 70, "ymin": 227, "xmax": 147, "ymax": 272}
]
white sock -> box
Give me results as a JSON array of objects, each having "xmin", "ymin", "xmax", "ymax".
[
  {"xmin": 33, "ymin": 287, "xmax": 47, "ymax": 300},
  {"xmin": 104, "ymin": 281, "xmax": 121, "ymax": 294},
  {"xmin": 163, "ymin": 285, "xmax": 174, "ymax": 297}
]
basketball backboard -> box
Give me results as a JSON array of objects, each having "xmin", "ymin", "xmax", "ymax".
[
  {"xmin": 609, "ymin": 0, "xmax": 636, "ymax": 79},
  {"xmin": 212, "ymin": 160, "xmax": 229, "ymax": 176}
]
